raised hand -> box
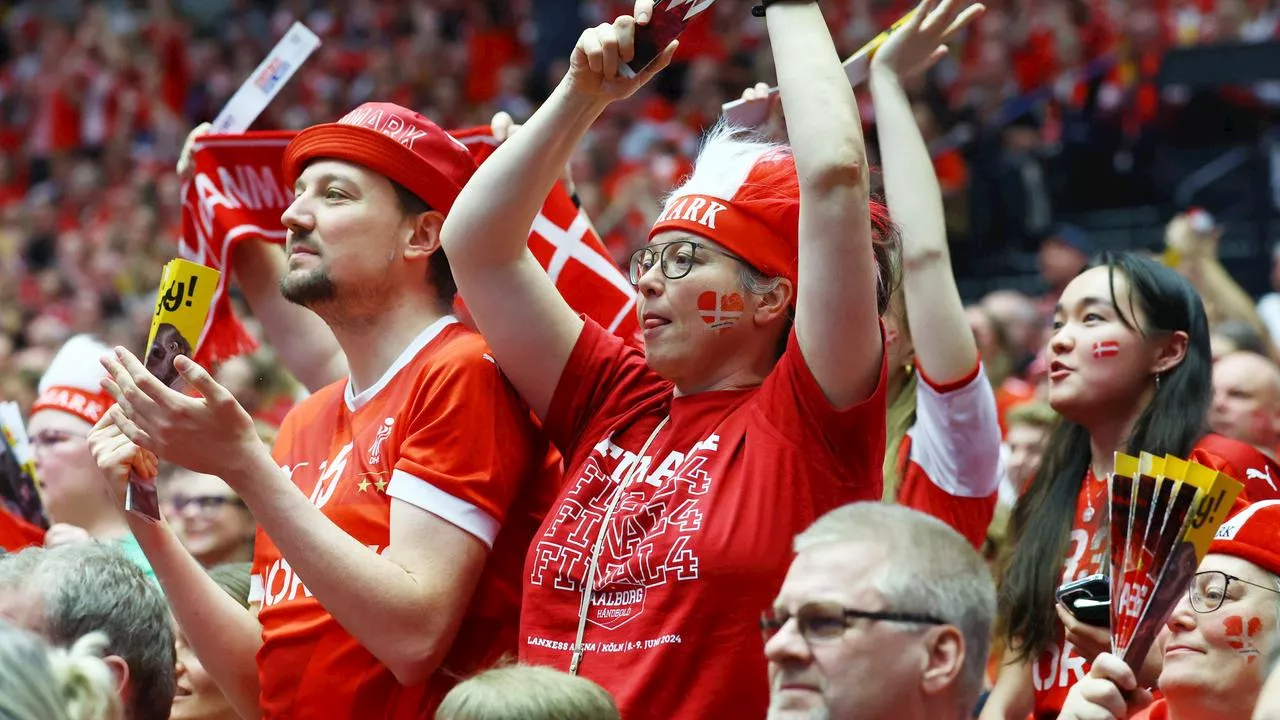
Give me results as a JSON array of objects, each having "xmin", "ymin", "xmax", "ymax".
[
  {"xmin": 99, "ymin": 348, "xmax": 266, "ymax": 483},
  {"xmin": 871, "ymin": 0, "xmax": 986, "ymax": 82},
  {"xmin": 177, "ymin": 122, "xmax": 213, "ymax": 182},
  {"xmin": 88, "ymin": 413, "xmax": 159, "ymax": 508},
  {"xmin": 564, "ymin": 2, "xmax": 677, "ymax": 105}
]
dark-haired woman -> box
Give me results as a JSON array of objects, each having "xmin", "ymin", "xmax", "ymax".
[{"xmin": 982, "ymin": 253, "xmax": 1280, "ymax": 719}]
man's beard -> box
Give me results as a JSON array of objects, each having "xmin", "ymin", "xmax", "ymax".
[{"xmin": 280, "ymin": 268, "xmax": 337, "ymax": 306}]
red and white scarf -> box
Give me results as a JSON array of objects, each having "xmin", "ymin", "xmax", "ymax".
[{"xmin": 177, "ymin": 127, "xmax": 640, "ymax": 365}]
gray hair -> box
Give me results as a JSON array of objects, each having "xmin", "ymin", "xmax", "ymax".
[
  {"xmin": 0, "ymin": 622, "xmax": 122, "ymax": 720},
  {"xmin": 795, "ymin": 502, "xmax": 996, "ymax": 712},
  {"xmin": 436, "ymin": 664, "xmax": 620, "ymax": 720},
  {"xmin": 0, "ymin": 543, "xmax": 174, "ymax": 720}
]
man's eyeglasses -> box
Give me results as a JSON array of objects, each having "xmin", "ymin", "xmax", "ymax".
[
  {"xmin": 1189, "ymin": 570, "xmax": 1280, "ymax": 613},
  {"xmin": 628, "ymin": 240, "xmax": 747, "ymax": 286},
  {"xmin": 760, "ymin": 601, "xmax": 948, "ymax": 644},
  {"xmin": 167, "ymin": 495, "xmax": 248, "ymax": 517}
]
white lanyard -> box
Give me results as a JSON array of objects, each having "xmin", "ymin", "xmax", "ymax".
[{"xmin": 569, "ymin": 415, "xmax": 670, "ymax": 676}]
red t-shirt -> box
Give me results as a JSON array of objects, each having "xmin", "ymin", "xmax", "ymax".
[
  {"xmin": 249, "ymin": 318, "xmax": 553, "ymax": 719},
  {"xmin": 520, "ymin": 319, "xmax": 888, "ymax": 719},
  {"xmin": 1031, "ymin": 433, "xmax": 1278, "ymax": 716},
  {"xmin": 898, "ymin": 364, "xmax": 1002, "ymax": 548}
]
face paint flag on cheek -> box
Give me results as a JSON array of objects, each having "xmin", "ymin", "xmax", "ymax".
[
  {"xmin": 698, "ymin": 291, "xmax": 744, "ymax": 332},
  {"xmin": 1093, "ymin": 340, "xmax": 1121, "ymax": 359}
]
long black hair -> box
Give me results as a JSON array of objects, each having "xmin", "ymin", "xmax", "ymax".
[{"xmin": 997, "ymin": 252, "xmax": 1212, "ymax": 659}]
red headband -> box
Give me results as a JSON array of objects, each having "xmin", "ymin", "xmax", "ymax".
[
  {"xmin": 31, "ymin": 386, "xmax": 112, "ymax": 426},
  {"xmin": 649, "ymin": 193, "xmax": 798, "ymax": 285}
]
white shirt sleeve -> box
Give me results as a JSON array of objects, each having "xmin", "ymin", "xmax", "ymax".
[{"xmin": 906, "ymin": 365, "xmax": 1004, "ymax": 498}]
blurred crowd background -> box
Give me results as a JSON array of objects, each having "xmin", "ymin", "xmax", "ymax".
[{"xmin": 3, "ymin": 0, "xmax": 1280, "ymax": 419}]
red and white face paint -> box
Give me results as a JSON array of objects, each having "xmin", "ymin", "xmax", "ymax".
[
  {"xmin": 1224, "ymin": 615, "xmax": 1264, "ymax": 664},
  {"xmin": 1092, "ymin": 340, "xmax": 1121, "ymax": 359},
  {"xmin": 698, "ymin": 290, "xmax": 745, "ymax": 333}
]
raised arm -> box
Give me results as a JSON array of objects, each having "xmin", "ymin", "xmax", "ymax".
[
  {"xmin": 766, "ymin": 1, "xmax": 882, "ymax": 409},
  {"xmin": 178, "ymin": 123, "xmax": 346, "ymax": 393},
  {"xmin": 88, "ymin": 420, "xmax": 263, "ymax": 719},
  {"xmin": 870, "ymin": 0, "xmax": 985, "ymax": 384},
  {"xmin": 439, "ymin": 8, "xmax": 675, "ymax": 419}
]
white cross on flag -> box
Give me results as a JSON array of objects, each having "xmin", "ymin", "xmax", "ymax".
[{"xmin": 450, "ymin": 126, "xmax": 641, "ymax": 346}]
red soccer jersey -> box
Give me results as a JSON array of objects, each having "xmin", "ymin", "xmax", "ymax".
[
  {"xmin": 249, "ymin": 318, "xmax": 553, "ymax": 719},
  {"xmin": 1031, "ymin": 433, "xmax": 1275, "ymax": 716},
  {"xmin": 898, "ymin": 364, "xmax": 1002, "ymax": 548},
  {"xmin": 520, "ymin": 320, "xmax": 888, "ymax": 719}
]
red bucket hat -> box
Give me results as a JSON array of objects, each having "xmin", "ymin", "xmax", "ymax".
[
  {"xmin": 649, "ymin": 147, "xmax": 801, "ymax": 286},
  {"xmin": 1211, "ymin": 499, "xmax": 1280, "ymax": 576},
  {"xmin": 282, "ymin": 102, "xmax": 477, "ymax": 213}
]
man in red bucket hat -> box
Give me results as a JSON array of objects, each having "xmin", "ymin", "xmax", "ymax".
[{"xmin": 88, "ymin": 102, "xmax": 556, "ymax": 719}]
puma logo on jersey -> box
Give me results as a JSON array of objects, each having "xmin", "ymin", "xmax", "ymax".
[
  {"xmin": 1247, "ymin": 466, "xmax": 1277, "ymax": 492},
  {"xmin": 368, "ymin": 417, "xmax": 394, "ymax": 465}
]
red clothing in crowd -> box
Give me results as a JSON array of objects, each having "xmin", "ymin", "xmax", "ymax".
[
  {"xmin": 1031, "ymin": 433, "xmax": 1280, "ymax": 716},
  {"xmin": 520, "ymin": 319, "xmax": 888, "ymax": 719},
  {"xmin": 0, "ymin": 508, "xmax": 44, "ymax": 553},
  {"xmin": 898, "ymin": 364, "xmax": 1002, "ymax": 549},
  {"xmin": 250, "ymin": 318, "xmax": 554, "ymax": 718}
]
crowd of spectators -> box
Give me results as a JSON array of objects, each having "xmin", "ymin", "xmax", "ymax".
[{"xmin": 2, "ymin": 0, "xmax": 1280, "ymax": 418}]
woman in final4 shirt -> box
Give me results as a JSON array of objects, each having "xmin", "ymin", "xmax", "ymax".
[
  {"xmin": 439, "ymin": 1, "xmax": 911, "ymax": 716},
  {"xmin": 983, "ymin": 253, "xmax": 1280, "ymax": 720}
]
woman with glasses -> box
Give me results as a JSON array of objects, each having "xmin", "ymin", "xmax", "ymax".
[
  {"xmin": 1057, "ymin": 500, "xmax": 1280, "ymax": 720},
  {"xmin": 158, "ymin": 465, "xmax": 254, "ymax": 568},
  {"xmin": 23, "ymin": 335, "xmax": 155, "ymax": 581},
  {"xmin": 438, "ymin": 0, "xmax": 916, "ymax": 716},
  {"xmin": 985, "ymin": 253, "xmax": 1280, "ymax": 720}
]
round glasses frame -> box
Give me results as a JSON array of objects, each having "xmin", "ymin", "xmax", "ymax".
[
  {"xmin": 1189, "ymin": 570, "xmax": 1280, "ymax": 613},
  {"xmin": 627, "ymin": 240, "xmax": 748, "ymax": 286}
]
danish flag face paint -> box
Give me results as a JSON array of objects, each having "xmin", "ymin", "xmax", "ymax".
[
  {"xmin": 697, "ymin": 290, "xmax": 744, "ymax": 332},
  {"xmin": 1093, "ymin": 340, "xmax": 1121, "ymax": 359}
]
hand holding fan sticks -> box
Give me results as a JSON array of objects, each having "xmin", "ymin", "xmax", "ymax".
[
  {"xmin": 1109, "ymin": 452, "xmax": 1244, "ymax": 671},
  {"xmin": 124, "ymin": 259, "xmax": 221, "ymax": 522}
]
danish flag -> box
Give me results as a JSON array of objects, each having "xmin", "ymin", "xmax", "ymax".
[
  {"xmin": 1093, "ymin": 341, "xmax": 1121, "ymax": 358},
  {"xmin": 450, "ymin": 126, "xmax": 641, "ymax": 346}
]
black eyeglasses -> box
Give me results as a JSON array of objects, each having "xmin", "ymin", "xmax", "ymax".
[
  {"xmin": 627, "ymin": 240, "xmax": 747, "ymax": 286},
  {"xmin": 760, "ymin": 601, "xmax": 948, "ymax": 644},
  {"xmin": 1189, "ymin": 570, "xmax": 1280, "ymax": 613}
]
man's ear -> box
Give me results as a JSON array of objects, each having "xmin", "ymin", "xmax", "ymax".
[
  {"xmin": 752, "ymin": 277, "xmax": 794, "ymax": 327},
  {"xmin": 919, "ymin": 626, "xmax": 965, "ymax": 697},
  {"xmin": 1152, "ymin": 330, "xmax": 1189, "ymax": 376},
  {"xmin": 403, "ymin": 211, "xmax": 446, "ymax": 262},
  {"xmin": 103, "ymin": 654, "xmax": 131, "ymax": 701}
]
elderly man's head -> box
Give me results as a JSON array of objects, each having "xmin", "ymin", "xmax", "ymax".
[
  {"xmin": 0, "ymin": 543, "xmax": 175, "ymax": 720},
  {"xmin": 764, "ymin": 503, "xmax": 995, "ymax": 720},
  {"xmin": 1212, "ymin": 351, "xmax": 1280, "ymax": 453}
]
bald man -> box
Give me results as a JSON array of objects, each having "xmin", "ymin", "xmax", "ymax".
[{"xmin": 1212, "ymin": 351, "xmax": 1280, "ymax": 460}]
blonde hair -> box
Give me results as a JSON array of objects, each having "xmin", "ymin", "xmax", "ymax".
[
  {"xmin": 436, "ymin": 664, "xmax": 619, "ymax": 720},
  {"xmin": 1006, "ymin": 401, "xmax": 1058, "ymax": 431},
  {"xmin": 882, "ymin": 289, "xmax": 916, "ymax": 499},
  {"xmin": 0, "ymin": 625, "xmax": 123, "ymax": 720}
]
